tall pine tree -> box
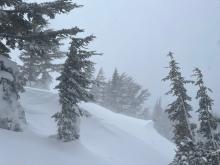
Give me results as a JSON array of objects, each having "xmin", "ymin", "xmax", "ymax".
[
  {"xmin": 163, "ymin": 52, "xmax": 196, "ymax": 165},
  {"xmin": 53, "ymin": 36, "xmax": 97, "ymax": 142},
  {"xmin": 107, "ymin": 68, "xmax": 121, "ymax": 111},
  {"xmin": 103, "ymin": 69, "xmax": 150, "ymax": 116},
  {"xmin": 193, "ymin": 68, "xmax": 220, "ymax": 165},
  {"xmin": 153, "ymin": 98, "xmax": 174, "ymax": 141},
  {"xmin": 90, "ymin": 68, "xmax": 106, "ymax": 105},
  {"xmin": 0, "ymin": 0, "xmax": 82, "ymax": 130},
  {"xmin": 20, "ymin": 31, "xmax": 65, "ymax": 89}
]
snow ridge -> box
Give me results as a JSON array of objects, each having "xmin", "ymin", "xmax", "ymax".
[{"xmin": 0, "ymin": 87, "xmax": 174, "ymax": 165}]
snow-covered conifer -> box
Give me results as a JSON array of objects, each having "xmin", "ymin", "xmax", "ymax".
[
  {"xmin": 163, "ymin": 52, "xmax": 196, "ymax": 165},
  {"xmin": 107, "ymin": 68, "xmax": 121, "ymax": 111},
  {"xmin": 153, "ymin": 99, "xmax": 173, "ymax": 141},
  {"xmin": 20, "ymin": 33, "xmax": 65, "ymax": 89},
  {"xmin": 90, "ymin": 68, "xmax": 106, "ymax": 105},
  {"xmin": 0, "ymin": 0, "xmax": 82, "ymax": 131},
  {"xmin": 193, "ymin": 68, "xmax": 220, "ymax": 165},
  {"xmin": 53, "ymin": 36, "xmax": 97, "ymax": 142},
  {"xmin": 0, "ymin": 56, "xmax": 25, "ymax": 131},
  {"xmin": 102, "ymin": 69, "xmax": 150, "ymax": 117},
  {"xmin": 20, "ymin": 37, "xmax": 64, "ymax": 89}
]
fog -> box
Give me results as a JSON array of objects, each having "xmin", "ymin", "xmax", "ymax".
[{"xmin": 27, "ymin": 0, "xmax": 220, "ymax": 111}]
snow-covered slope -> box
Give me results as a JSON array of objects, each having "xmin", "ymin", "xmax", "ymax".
[{"xmin": 0, "ymin": 87, "xmax": 175, "ymax": 165}]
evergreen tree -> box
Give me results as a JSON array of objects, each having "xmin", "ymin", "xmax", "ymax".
[
  {"xmin": 19, "ymin": 48, "xmax": 40, "ymax": 87},
  {"xmin": 19, "ymin": 25, "xmax": 44, "ymax": 87},
  {"xmin": 20, "ymin": 28, "xmax": 65, "ymax": 89},
  {"xmin": 163, "ymin": 52, "xmax": 196, "ymax": 165},
  {"xmin": 119, "ymin": 73, "xmax": 150, "ymax": 115},
  {"xmin": 90, "ymin": 68, "xmax": 106, "ymax": 105},
  {"xmin": 102, "ymin": 69, "xmax": 150, "ymax": 117},
  {"xmin": 107, "ymin": 68, "xmax": 121, "ymax": 111},
  {"xmin": 152, "ymin": 98, "xmax": 163, "ymax": 121},
  {"xmin": 53, "ymin": 36, "xmax": 97, "ymax": 142},
  {"xmin": 0, "ymin": 0, "xmax": 82, "ymax": 131},
  {"xmin": 193, "ymin": 68, "xmax": 220, "ymax": 165},
  {"xmin": 0, "ymin": 56, "xmax": 25, "ymax": 131},
  {"xmin": 153, "ymin": 98, "xmax": 174, "ymax": 141}
]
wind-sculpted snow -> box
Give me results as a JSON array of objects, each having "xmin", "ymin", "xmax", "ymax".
[{"xmin": 0, "ymin": 87, "xmax": 174, "ymax": 165}]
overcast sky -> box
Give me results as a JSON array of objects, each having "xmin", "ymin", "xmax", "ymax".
[{"xmin": 26, "ymin": 0, "xmax": 220, "ymax": 111}]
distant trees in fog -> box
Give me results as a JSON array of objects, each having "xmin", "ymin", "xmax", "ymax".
[{"xmin": 91, "ymin": 68, "xmax": 150, "ymax": 119}]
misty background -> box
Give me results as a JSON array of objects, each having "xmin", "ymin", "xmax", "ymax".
[{"xmin": 19, "ymin": 0, "xmax": 220, "ymax": 112}]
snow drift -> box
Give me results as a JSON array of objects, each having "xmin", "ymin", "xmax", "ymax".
[{"xmin": 0, "ymin": 87, "xmax": 175, "ymax": 165}]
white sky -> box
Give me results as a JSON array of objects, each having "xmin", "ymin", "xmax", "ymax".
[{"xmin": 25, "ymin": 0, "xmax": 220, "ymax": 111}]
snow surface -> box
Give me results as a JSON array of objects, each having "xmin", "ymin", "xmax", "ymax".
[{"xmin": 0, "ymin": 87, "xmax": 175, "ymax": 165}]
